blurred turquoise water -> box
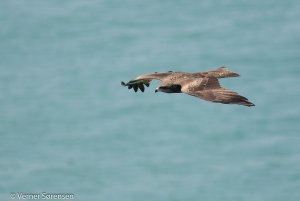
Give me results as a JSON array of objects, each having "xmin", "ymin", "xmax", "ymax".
[{"xmin": 1, "ymin": 0, "xmax": 300, "ymax": 200}]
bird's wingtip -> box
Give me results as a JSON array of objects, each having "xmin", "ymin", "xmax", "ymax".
[
  {"xmin": 244, "ymin": 101, "xmax": 255, "ymax": 107},
  {"xmin": 121, "ymin": 81, "xmax": 127, "ymax": 86}
]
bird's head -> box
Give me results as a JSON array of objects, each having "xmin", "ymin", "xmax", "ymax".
[{"xmin": 155, "ymin": 84, "xmax": 182, "ymax": 93}]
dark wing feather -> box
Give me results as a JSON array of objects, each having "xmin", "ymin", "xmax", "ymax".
[
  {"xmin": 133, "ymin": 85, "xmax": 138, "ymax": 92},
  {"xmin": 138, "ymin": 84, "xmax": 145, "ymax": 92}
]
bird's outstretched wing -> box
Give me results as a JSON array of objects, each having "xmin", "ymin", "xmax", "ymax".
[
  {"xmin": 121, "ymin": 72, "xmax": 172, "ymax": 92},
  {"xmin": 192, "ymin": 67, "xmax": 240, "ymax": 79},
  {"xmin": 181, "ymin": 77, "xmax": 255, "ymax": 107}
]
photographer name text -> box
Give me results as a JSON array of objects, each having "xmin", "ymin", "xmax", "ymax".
[{"xmin": 10, "ymin": 192, "xmax": 74, "ymax": 200}]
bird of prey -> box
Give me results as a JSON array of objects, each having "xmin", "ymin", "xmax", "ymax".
[{"xmin": 121, "ymin": 67, "xmax": 255, "ymax": 107}]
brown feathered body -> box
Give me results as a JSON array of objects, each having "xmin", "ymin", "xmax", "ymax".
[{"xmin": 121, "ymin": 67, "xmax": 255, "ymax": 107}]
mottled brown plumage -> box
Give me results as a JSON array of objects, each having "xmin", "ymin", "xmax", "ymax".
[{"xmin": 121, "ymin": 67, "xmax": 255, "ymax": 107}]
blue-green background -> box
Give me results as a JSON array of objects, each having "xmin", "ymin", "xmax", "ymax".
[{"xmin": 1, "ymin": 0, "xmax": 300, "ymax": 200}]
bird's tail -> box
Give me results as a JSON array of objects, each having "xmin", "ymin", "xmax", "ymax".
[{"xmin": 206, "ymin": 67, "xmax": 240, "ymax": 78}]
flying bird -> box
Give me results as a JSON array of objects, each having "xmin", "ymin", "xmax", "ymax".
[{"xmin": 121, "ymin": 67, "xmax": 255, "ymax": 107}]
